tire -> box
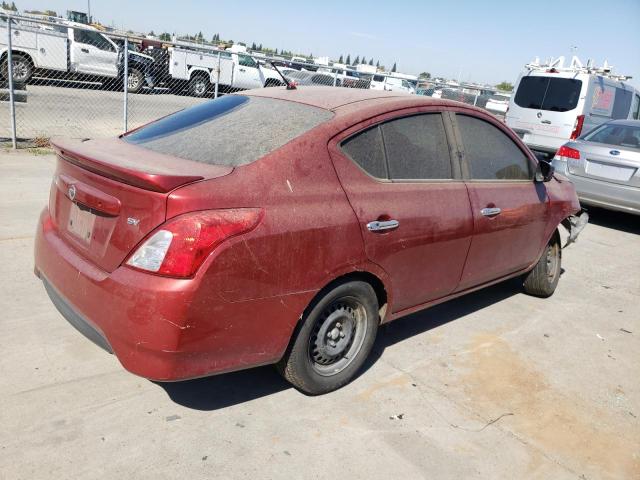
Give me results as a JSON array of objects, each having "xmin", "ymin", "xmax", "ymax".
[
  {"xmin": 188, "ymin": 74, "xmax": 209, "ymax": 97},
  {"xmin": 127, "ymin": 67, "xmax": 144, "ymax": 93},
  {"xmin": 1, "ymin": 54, "xmax": 33, "ymax": 83},
  {"xmin": 523, "ymin": 233, "xmax": 562, "ymax": 297},
  {"xmin": 277, "ymin": 280, "xmax": 379, "ymax": 395}
]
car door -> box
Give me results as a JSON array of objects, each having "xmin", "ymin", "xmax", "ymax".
[
  {"xmin": 451, "ymin": 111, "xmax": 550, "ymax": 290},
  {"xmin": 329, "ymin": 109, "xmax": 473, "ymax": 313},
  {"xmin": 72, "ymin": 29, "xmax": 118, "ymax": 77},
  {"xmin": 233, "ymin": 54, "xmax": 262, "ymax": 89}
]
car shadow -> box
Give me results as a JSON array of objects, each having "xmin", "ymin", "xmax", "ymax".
[
  {"xmin": 586, "ymin": 206, "xmax": 639, "ymax": 235},
  {"xmin": 157, "ymin": 278, "xmax": 523, "ymax": 411}
]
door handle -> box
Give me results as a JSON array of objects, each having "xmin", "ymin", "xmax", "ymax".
[
  {"xmin": 481, "ymin": 207, "xmax": 501, "ymax": 217},
  {"xmin": 541, "ymin": 120, "xmax": 551, "ymax": 124},
  {"xmin": 367, "ymin": 220, "xmax": 399, "ymax": 232},
  {"xmin": 81, "ymin": 48, "xmax": 89, "ymax": 53}
]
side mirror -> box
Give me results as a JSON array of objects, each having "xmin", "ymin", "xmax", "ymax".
[{"xmin": 535, "ymin": 160, "xmax": 555, "ymax": 182}]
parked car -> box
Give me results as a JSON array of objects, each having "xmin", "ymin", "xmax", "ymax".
[
  {"xmin": 485, "ymin": 93, "xmax": 511, "ymax": 114},
  {"xmin": 34, "ymin": 87, "xmax": 586, "ymax": 395},
  {"xmin": 281, "ymin": 68, "xmax": 339, "ymax": 87},
  {"xmin": 506, "ymin": 56, "xmax": 640, "ymax": 158},
  {"xmin": 552, "ymin": 119, "xmax": 640, "ymax": 215},
  {"xmin": 369, "ymin": 74, "xmax": 416, "ymax": 93},
  {"xmin": 0, "ymin": 15, "xmax": 156, "ymax": 93}
]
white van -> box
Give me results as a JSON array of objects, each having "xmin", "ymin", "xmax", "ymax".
[{"xmin": 506, "ymin": 56, "xmax": 640, "ymax": 156}]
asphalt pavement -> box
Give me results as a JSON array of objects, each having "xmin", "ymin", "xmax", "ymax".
[{"xmin": 1, "ymin": 149, "xmax": 638, "ymax": 479}]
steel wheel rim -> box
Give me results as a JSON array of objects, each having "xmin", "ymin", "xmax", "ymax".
[
  {"xmin": 546, "ymin": 243, "xmax": 559, "ymax": 283},
  {"xmin": 308, "ymin": 296, "xmax": 368, "ymax": 377}
]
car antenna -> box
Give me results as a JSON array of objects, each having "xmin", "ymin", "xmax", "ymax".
[{"xmin": 270, "ymin": 62, "xmax": 297, "ymax": 90}]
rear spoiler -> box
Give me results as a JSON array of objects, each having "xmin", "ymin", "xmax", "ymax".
[{"xmin": 51, "ymin": 138, "xmax": 206, "ymax": 193}]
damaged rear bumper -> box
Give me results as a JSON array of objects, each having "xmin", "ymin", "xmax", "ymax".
[{"xmin": 561, "ymin": 210, "xmax": 589, "ymax": 247}]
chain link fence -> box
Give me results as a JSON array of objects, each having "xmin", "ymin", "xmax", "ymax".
[{"xmin": 1, "ymin": 13, "xmax": 509, "ymax": 147}]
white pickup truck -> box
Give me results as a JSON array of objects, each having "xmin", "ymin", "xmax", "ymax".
[
  {"xmin": 0, "ymin": 16, "xmax": 156, "ymax": 93},
  {"xmin": 165, "ymin": 45, "xmax": 284, "ymax": 97}
]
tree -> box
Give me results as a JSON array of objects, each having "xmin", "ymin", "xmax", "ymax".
[
  {"xmin": 361, "ymin": 56, "xmax": 366, "ymax": 65},
  {"xmin": 338, "ymin": 54, "xmax": 344, "ymax": 63},
  {"xmin": 354, "ymin": 55, "xmax": 360, "ymax": 65},
  {"xmin": 391, "ymin": 62, "xmax": 397, "ymax": 72},
  {"xmin": 275, "ymin": 48, "xmax": 278, "ymax": 54},
  {"xmin": 376, "ymin": 60, "xmax": 380, "ymax": 68},
  {"xmin": 369, "ymin": 58, "xmax": 374, "ymax": 66},
  {"xmin": 159, "ymin": 32, "xmax": 171, "ymax": 41},
  {"xmin": 148, "ymin": 30, "xmax": 156, "ymax": 37},
  {"xmin": 196, "ymin": 31, "xmax": 204, "ymax": 42},
  {"xmin": 496, "ymin": 81, "xmax": 513, "ymax": 91},
  {"xmin": 10, "ymin": 1, "xmax": 17, "ymax": 11},
  {"xmin": 419, "ymin": 72, "xmax": 431, "ymax": 79},
  {"xmin": 345, "ymin": 54, "xmax": 351, "ymax": 65},
  {"xmin": 258, "ymin": 43, "xmax": 262, "ymax": 50}
]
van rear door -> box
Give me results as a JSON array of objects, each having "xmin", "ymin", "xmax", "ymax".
[{"xmin": 506, "ymin": 74, "xmax": 585, "ymax": 152}]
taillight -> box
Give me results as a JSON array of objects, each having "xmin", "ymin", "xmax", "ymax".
[
  {"xmin": 555, "ymin": 145, "xmax": 581, "ymax": 160},
  {"xmin": 570, "ymin": 115, "xmax": 585, "ymax": 140},
  {"xmin": 125, "ymin": 209, "xmax": 263, "ymax": 278}
]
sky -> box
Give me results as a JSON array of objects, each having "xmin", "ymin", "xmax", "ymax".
[{"xmin": 14, "ymin": 0, "xmax": 640, "ymax": 86}]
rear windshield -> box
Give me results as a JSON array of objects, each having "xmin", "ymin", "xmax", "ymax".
[
  {"xmin": 583, "ymin": 123, "xmax": 640, "ymax": 149},
  {"xmin": 514, "ymin": 76, "xmax": 582, "ymax": 112},
  {"xmin": 123, "ymin": 96, "xmax": 333, "ymax": 166}
]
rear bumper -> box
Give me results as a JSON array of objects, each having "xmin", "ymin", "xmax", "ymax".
[
  {"xmin": 34, "ymin": 208, "xmax": 309, "ymax": 381},
  {"xmin": 552, "ymin": 159, "xmax": 640, "ymax": 215}
]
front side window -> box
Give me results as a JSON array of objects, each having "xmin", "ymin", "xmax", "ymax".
[
  {"xmin": 612, "ymin": 88, "xmax": 633, "ymax": 119},
  {"xmin": 238, "ymin": 54, "xmax": 257, "ymax": 68},
  {"xmin": 514, "ymin": 76, "xmax": 582, "ymax": 112},
  {"xmin": 75, "ymin": 30, "xmax": 115, "ymax": 52},
  {"xmin": 456, "ymin": 114, "xmax": 531, "ymax": 180}
]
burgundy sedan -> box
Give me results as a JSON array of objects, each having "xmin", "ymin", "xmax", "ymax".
[{"xmin": 34, "ymin": 87, "xmax": 586, "ymax": 395}]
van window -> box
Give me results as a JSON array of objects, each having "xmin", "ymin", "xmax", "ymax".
[
  {"xmin": 632, "ymin": 94, "xmax": 640, "ymax": 120},
  {"xmin": 381, "ymin": 114, "xmax": 452, "ymax": 180},
  {"xmin": 514, "ymin": 76, "xmax": 582, "ymax": 112},
  {"xmin": 456, "ymin": 114, "xmax": 531, "ymax": 180},
  {"xmin": 373, "ymin": 75, "xmax": 384, "ymax": 82},
  {"xmin": 341, "ymin": 126, "xmax": 387, "ymax": 179},
  {"xmin": 124, "ymin": 96, "xmax": 333, "ymax": 166},
  {"xmin": 612, "ymin": 88, "xmax": 633, "ymax": 119}
]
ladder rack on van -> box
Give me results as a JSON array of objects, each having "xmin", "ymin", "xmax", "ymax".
[{"xmin": 524, "ymin": 56, "xmax": 632, "ymax": 82}]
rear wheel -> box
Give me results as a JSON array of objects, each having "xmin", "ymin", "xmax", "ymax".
[
  {"xmin": 1, "ymin": 54, "xmax": 32, "ymax": 83},
  {"xmin": 523, "ymin": 234, "xmax": 561, "ymax": 297},
  {"xmin": 277, "ymin": 281, "xmax": 379, "ymax": 395},
  {"xmin": 188, "ymin": 74, "xmax": 209, "ymax": 97}
]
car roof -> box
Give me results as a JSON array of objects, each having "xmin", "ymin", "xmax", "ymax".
[
  {"xmin": 607, "ymin": 119, "xmax": 640, "ymax": 127},
  {"xmin": 245, "ymin": 86, "xmax": 447, "ymax": 111}
]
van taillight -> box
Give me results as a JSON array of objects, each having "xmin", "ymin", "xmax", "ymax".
[
  {"xmin": 125, "ymin": 209, "xmax": 263, "ymax": 278},
  {"xmin": 570, "ymin": 115, "xmax": 585, "ymax": 139}
]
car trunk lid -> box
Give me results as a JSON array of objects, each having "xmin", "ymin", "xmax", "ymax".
[
  {"xmin": 49, "ymin": 137, "xmax": 233, "ymax": 272},
  {"xmin": 568, "ymin": 140, "xmax": 640, "ymax": 187}
]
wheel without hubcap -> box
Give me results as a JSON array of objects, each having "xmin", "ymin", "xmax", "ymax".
[
  {"xmin": 277, "ymin": 280, "xmax": 379, "ymax": 395},
  {"xmin": 523, "ymin": 233, "xmax": 562, "ymax": 297}
]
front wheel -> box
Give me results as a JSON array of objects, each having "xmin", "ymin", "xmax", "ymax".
[
  {"xmin": 277, "ymin": 280, "xmax": 379, "ymax": 395},
  {"xmin": 127, "ymin": 68, "xmax": 144, "ymax": 93},
  {"xmin": 523, "ymin": 234, "xmax": 561, "ymax": 297}
]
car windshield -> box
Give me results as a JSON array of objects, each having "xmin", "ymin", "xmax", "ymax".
[
  {"xmin": 514, "ymin": 76, "xmax": 582, "ymax": 112},
  {"xmin": 123, "ymin": 95, "xmax": 333, "ymax": 166},
  {"xmin": 583, "ymin": 123, "xmax": 640, "ymax": 149}
]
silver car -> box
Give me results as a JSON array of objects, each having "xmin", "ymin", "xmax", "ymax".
[{"xmin": 552, "ymin": 119, "xmax": 640, "ymax": 215}]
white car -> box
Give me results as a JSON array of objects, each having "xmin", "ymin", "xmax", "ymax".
[{"xmin": 369, "ymin": 74, "xmax": 415, "ymax": 94}]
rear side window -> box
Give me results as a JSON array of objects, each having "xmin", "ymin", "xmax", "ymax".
[
  {"xmin": 124, "ymin": 96, "xmax": 333, "ymax": 166},
  {"xmin": 381, "ymin": 114, "xmax": 452, "ymax": 179},
  {"xmin": 341, "ymin": 126, "xmax": 387, "ymax": 178},
  {"xmin": 456, "ymin": 114, "xmax": 531, "ymax": 180},
  {"xmin": 515, "ymin": 76, "xmax": 582, "ymax": 112},
  {"xmin": 584, "ymin": 124, "xmax": 640, "ymax": 149}
]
